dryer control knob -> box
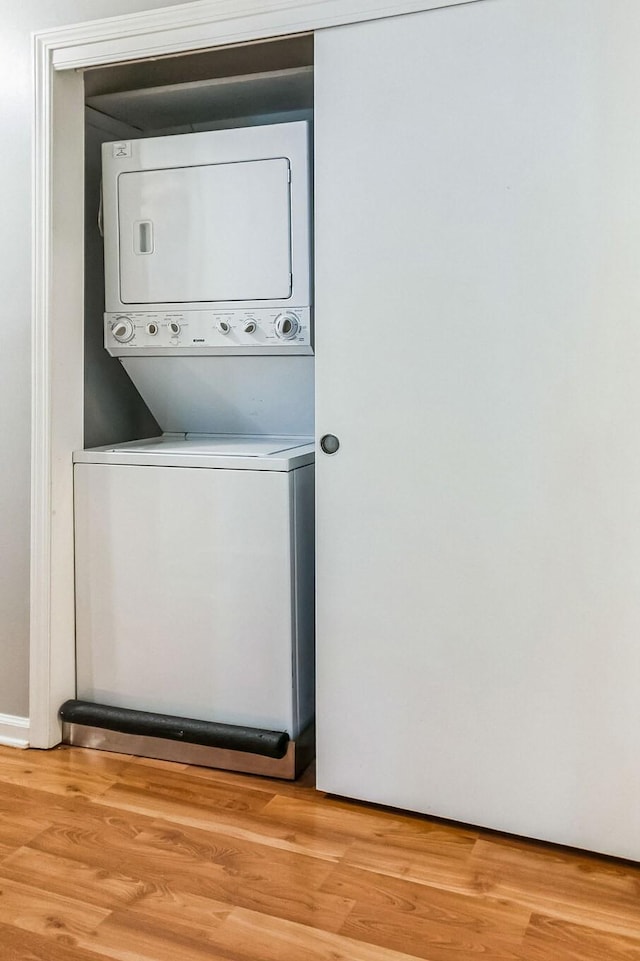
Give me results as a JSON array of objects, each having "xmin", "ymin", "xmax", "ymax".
[
  {"xmin": 112, "ymin": 317, "xmax": 134, "ymax": 343},
  {"xmin": 274, "ymin": 312, "xmax": 300, "ymax": 340},
  {"xmin": 168, "ymin": 321, "xmax": 181, "ymax": 336},
  {"xmin": 243, "ymin": 320, "xmax": 257, "ymax": 334},
  {"xmin": 217, "ymin": 320, "xmax": 231, "ymax": 335}
]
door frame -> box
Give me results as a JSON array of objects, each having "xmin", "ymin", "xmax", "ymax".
[{"xmin": 30, "ymin": 0, "xmax": 483, "ymax": 747}]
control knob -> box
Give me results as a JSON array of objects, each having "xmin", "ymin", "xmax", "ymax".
[
  {"xmin": 243, "ymin": 320, "xmax": 257, "ymax": 334},
  {"xmin": 217, "ymin": 320, "xmax": 231, "ymax": 335},
  {"xmin": 274, "ymin": 312, "xmax": 300, "ymax": 340},
  {"xmin": 111, "ymin": 317, "xmax": 134, "ymax": 343},
  {"xmin": 168, "ymin": 321, "xmax": 181, "ymax": 336}
]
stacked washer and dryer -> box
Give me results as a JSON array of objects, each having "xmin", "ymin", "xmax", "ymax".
[{"xmin": 64, "ymin": 121, "xmax": 315, "ymax": 777}]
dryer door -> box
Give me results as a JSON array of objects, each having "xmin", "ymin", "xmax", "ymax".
[{"xmin": 118, "ymin": 158, "xmax": 292, "ymax": 304}]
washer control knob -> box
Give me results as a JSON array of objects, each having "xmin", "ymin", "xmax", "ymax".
[
  {"xmin": 112, "ymin": 317, "xmax": 134, "ymax": 343},
  {"xmin": 146, "ymin": 322, "xmax": 158, "ymax": 336},
  {"xmin": 243, "ymin": 320, "xmax": 257, "ymax": 334},
  {"xmin": 168, "ymin": 321, "xmax": 181, "ymax": 336},
  {"xmin": 274, "ymin": 312, "xmax": 300, "ymax": 340},
  {"xmin": 217, "ymin": 320, "xmax": 231, "ymax": 335}
]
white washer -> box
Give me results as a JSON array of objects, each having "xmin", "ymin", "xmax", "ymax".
[{"xmin": 73, "ymin": 434, "xmax": 315, "ymax": 737}]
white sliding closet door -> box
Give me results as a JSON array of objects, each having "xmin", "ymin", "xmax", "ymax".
[{"xmin": 314, "ymin": 0, "xmax": 640, "ymax": 860}]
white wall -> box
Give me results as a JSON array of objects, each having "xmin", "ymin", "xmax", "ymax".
[{"xmin": 0, "ymin": 0, "xmax": 195, "ymax": 719}]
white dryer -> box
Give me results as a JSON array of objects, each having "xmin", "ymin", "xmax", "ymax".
[{"xmin": 72, "ymin": 434, "xmax": 315, "ymax": 769}]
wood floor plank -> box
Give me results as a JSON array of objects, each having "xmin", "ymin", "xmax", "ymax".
[
  {"xmin": 133, "ymin": 818, "xmax": 342, "ymax": 894},
  {"xmin": 105, "ymin": 761, "xmax": 277, "ymax": 813},
  {"xmin": 260, "ymin": 792, "xmax": 423, "ymax": 844},
  {"xmin": 0, "ymin": 813, "xmax": 51, "ymax": 854},
  {"xmin": 203, "ymin": 905, "xmax": 439, "ymax": 961},
  {"xmin": 0, "ymin": 876, "xmax": 109, "ymax": 941},
  {"xmin": 468, "ymin": 837, "xmax": 640, "ymax": 938},
  {"xmin": 0, "ymin": 745, "xmax": 131, "ymax": 779},
  {"xmin": 0, "ymin": 745, "xmax": 131, "ymax": 772},
  {"xmin": 321, "ymin": 862, "xmax": 529, "ymax": 961},
  {"xmin": 72, "ymin": 912, "xmax": 233, "ymax": 961},
  {"xmin": 0, "ymin": 843, "xmax": 14, "ymax": 863},
  {"xmin": 0, "ymin": 780, "xmax": 168, "ymax": 864},
  {"xmin": 27, "ymin": 816, "xmax": 355, "ymax": 934},
  {"xmin": 0, "ymin": 766, "xmax": 116, "ymax": 800},
  {"xmin": 108, "ymin": 886, "xmax": 232, "ymax": 937},
  {"xmin": 342, "ymin": 828, "xmax": 480, "ymax": 897},
  {"xmin": 0, "ymin": 920, "xmax": 107, "ymax": 961},
  {"xmin": 0, "ymin": 847, "xmax": 150, "ymax": 909},
  {"xmin": 95, "ymin": 777, "xmax": 348, "ymax": 861},
  {"xmin": 520, "ymin": 913, "xmax": 640, "ymax": 960},
  {"xmin": 0, "ymin": 746, "xmax": 127, "ymax": 800}
]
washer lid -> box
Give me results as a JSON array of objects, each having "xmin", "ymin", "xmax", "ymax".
[
  {"xmin": 73, "ymin": 433, "xmax": 315, "ymax": 471},
  {"xmin": 114, "ymin": 433, "xmax": 310, "ymax": 456}
]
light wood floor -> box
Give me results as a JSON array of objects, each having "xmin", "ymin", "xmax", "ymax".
[{"xmin": 0, "ymin": 745, "xmax": 638, "ymax": 960}]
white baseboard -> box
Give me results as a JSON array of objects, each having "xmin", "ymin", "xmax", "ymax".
[{"xmin": 0, "ymin": 714, "xmax": 30, "ymax": 749}]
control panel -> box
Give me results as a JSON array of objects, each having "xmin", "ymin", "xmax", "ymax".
[{"xmin": 104, "ymin": 307, "xmax": 313, "ymax": 356}]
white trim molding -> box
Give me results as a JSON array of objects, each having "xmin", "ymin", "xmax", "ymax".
[
  {"xmin": 30, "ymin": 34, "xmax": 55, "ymax": 750},
  {"xmin": 30, "ymin": 0, "xmax": 484, "ymax": 748},
  {"xmin": 46, "ymin": 0, "xmax": 483, "ymax": 70},
  {"xmin": 30, "ymin": 40, "xmax": 85, "ymax": 748},
  {"xmin": 0, "ymin": 715, "xmax": 30, "ymax": 749}
]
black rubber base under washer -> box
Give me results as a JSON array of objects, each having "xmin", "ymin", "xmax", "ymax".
[{"xmin": 59, "ymin": 699, "xmax": 290, "ymax": 759}]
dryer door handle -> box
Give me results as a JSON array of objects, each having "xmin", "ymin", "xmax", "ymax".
[{"xmin": 134, "ymin": 220, "xmax": 154, "ymax": 255}]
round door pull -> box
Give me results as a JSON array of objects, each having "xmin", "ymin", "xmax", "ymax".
[{"xmin": 320, "ymin": 434, "xmax": 340, "ymax": 455}]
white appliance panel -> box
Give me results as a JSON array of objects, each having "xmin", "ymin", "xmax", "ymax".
[
  {"xmin": 105, "ymin": 307, "xmax": 311, "ymax": 354},
  {"xmin": 119, "ymin": 159, "xmax": 292, "ymax": 305},
  {"xmin": 315, "ymin": 5, "xmax": 640, "ymax": 861},
  {"xmin": 119, "ymin": 355, "xmax": 314, "ymax": 436},
  {"xmin": 75, "ymin": 461, "xmax": 313, "ymax": 735}
]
